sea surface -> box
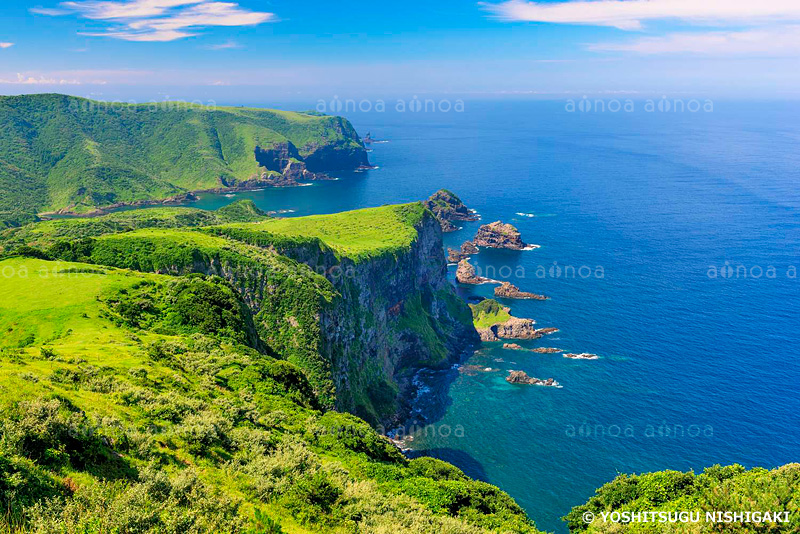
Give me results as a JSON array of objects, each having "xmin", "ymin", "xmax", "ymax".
[{"xmin": 187, "ymin": 99, "xmax": 800, "ymax": 532}]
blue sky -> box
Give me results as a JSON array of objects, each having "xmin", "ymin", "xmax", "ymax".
[{"xmin": 0, "ymin": 0, "xmax": 798, "ymax": 102}]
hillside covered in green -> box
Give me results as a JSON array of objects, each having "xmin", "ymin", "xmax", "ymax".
[
  {"xmin": 0, "ymin": 94, "xmax": 368, "ymax": 227},
  {"xmin": 567, "ymin": 463, "xmax": 800, "ymax": 533},
  {"xmin": 0, "ymin": 257, "xmax": 537, "ymax": 533}
]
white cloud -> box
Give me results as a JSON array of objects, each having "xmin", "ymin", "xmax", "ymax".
[
  {"xmin": 0, "ymin": 73, "xmax": 82, "ymax": 85},
  {"xmin": 60, "ymin": 0, "xmax": 204, "ymax": 20},
  {"xmin": 483, "ymin": 0, "xmax": 800, "ymax": 30},
  {"xmin": 591, "ymin": 25, "xmax": 800, "ymax": 55},
  {"xmin": 33, "ymin": 0, "xmax": 274, "ymax": 41},
  {"xmin": 0, "ymin": 42, "xmax": 14, "ymax": 49}
]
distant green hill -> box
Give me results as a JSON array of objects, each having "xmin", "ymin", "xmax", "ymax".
[{"xmin": 0, "ymin": 93, "xmax": 368, "ymax": 226}]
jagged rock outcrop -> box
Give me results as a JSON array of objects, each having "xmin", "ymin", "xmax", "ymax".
[
  {"xmin": 447, "ymin": 248, "xmax": 466, "ymax": 263},
  {"xmin": 479, "ymin": 319, "xmax": 559, "ymax": 342},
  {"xmin": 425, "ymin": 190, "xmax": 478, "ymax": 232},
  {"xmin": 563, "ymin": 353, "xmax": 599, "ymax": 360},
  {"xmin": 447, "ymin": 241, "xmax": 480, "ymax": 263},
  {"xmin": 474, "ymin": 221, "xmax": 529, "ymax": 250},
  {"xmin": 503, "ymin": 343, "xmax": 524, "ymax": 350},
  {"xmin": 505, "ymin": 370, "xmax": 560, "ymax": 387},
  {"xmin": 462, "ymin": 241, "xmax": 479, "ymax": 254},
  {"xmin": 532, "ymin": 347, "xmax": 562, "ymax": 354},
  {"xmin": 494, "ymin": 282, "xmax": 548, "ymax": 300},
  {"xmin": 456, "ymin": 258, "xmax": 493, "ymax": 285}
]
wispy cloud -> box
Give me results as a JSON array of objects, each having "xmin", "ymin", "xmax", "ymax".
[
  {"xmin": 483, "ymin": 0, "xmax": 800, "ymax": 30},
  {"xmin": 0, "ymin": 42, "xmax": 14, "ymax": 49},
  {"xmin": 203, "ymin": 39, "xmax": 242, "ymax": 50},
  {"xmin": 590, "ymin": 25, "xmax": 800, "ymax": 56},
  {"xmin": 32, "ymin": 0, "xmax": 275, "ymax": 41}
]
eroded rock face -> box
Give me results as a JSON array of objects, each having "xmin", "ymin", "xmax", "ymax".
[
  {"xmin": 461, "ymin": 241, "xmax": 479, "ymax": 254},
  {"xmin": 473, "ymin": 221, "xmax": 528, "ymax": 250},
  {"xmin": 447, "ymin": 241, "xmax": 480, "ymax": 263},
  {"xmin": 505, "ymin": 370, "xmax": 560, "ymax": 387},
  {"xmin": 425, "ymin": 190, "xmax": 478, "ymax": 232},
  {"xmin": 494, "ymin": 282, "xmax": 548, "ymax": 300},
  {"xmin": 456, "ymin": 259, "xmax": 491, "ymax": 285},
  {"xmin": 479, "ymin": 318, "xmax": 559, "ymax": 342}
]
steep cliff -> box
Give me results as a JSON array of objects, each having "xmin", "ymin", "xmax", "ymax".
[
  {"xmin": 209, "ymin": 203, "xmax": 479, "ymax": 425},
  {"xmin": 37, "ymin": 202, "xmax": 478, "ymax": 426}
]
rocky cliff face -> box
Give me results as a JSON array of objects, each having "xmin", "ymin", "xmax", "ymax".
[{"xmin": 271, "ymin": 211, "xmax": 479, "ymax": 426}]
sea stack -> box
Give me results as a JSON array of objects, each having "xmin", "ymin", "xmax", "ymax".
[
  {"xmin": 456, "ymin": 258, "xmax": 491, "ymax": 285},
  {"xmin": 494, "ymin": 282, "xmax": 548, "ymax": 300},
  {"xmin": 473, "ymin": 221, "xmax": 529, "ymax": 250},
  {"xmin": 425, "ymin": 189, "xmax": 479, "ymax": 232},
  {"xmin": 447, "ymin": 241, "xmax": 480, "ymax": 263}
]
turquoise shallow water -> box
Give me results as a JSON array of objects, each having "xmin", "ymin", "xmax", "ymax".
[{"xmin": 186, "ymin": 100, "xmax": 800, "ymax": 532}]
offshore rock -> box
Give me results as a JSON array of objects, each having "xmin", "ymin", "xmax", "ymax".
[
  {"xmin": 494, "ymin": 282, "xmax": 548, "ymax": 300},
  {"xmin": 505, "ymin": 370, "xmax": 560, "ymax": 387},
  {"xmin": 425, "ymin": 189, "xmax": 479, "ymax": 232},
  {"xmin": 456, "ymin": 259, "xmax": 492, "ymax": 285},
  {"xmin": 473, "ymin": 221, "xmax": 528, "ymax": 250}
]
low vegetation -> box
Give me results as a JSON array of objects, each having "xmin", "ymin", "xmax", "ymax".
[
  {"xmin": 470, "ymin": 299, "xmax": 512, "ymax": 329},
  {"xmin": 567, "ymin": 463, "xmax": 800, "ymax": 533},
  {"xmin": 0, "ymin": 257, "xmax": 540, "ymax": 533}
]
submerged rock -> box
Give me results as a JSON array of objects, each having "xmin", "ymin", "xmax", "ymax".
[
  {"xmin": 425, "ymin": 189, "xmax": 479, "ymax": 232},
  {"xmin": 563, "ymin": 353, "xmax": 599, "ymax": 360},
  {"xmin": 473, "ymin": 221, "xmax": 529, "ymax": 250},
  {"xmin": 505, "ymin": 370, "xmax": 560, "ymax": 387},
  {"xmin": 494, "ymin": 282, "xmax": 548, "ymax": 300}
]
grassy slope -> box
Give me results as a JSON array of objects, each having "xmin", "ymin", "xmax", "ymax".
[
  {"xmin": 220, "ymin": 203, "xmax": 428, "ymax": 261},
  {"xmin": 0, "ymin": 94, "xmax": 364, "ymax": 224},
  {"xmin": 0, "ymin": 200, "xmax": 268, "ymax": 251},
  {"xmin": 470, "ymin": 299, "xmax": 512, "ymax": 330},
  {"xmin": 0, "ymin": 257, "xmax": 540, "ymax": 533}
]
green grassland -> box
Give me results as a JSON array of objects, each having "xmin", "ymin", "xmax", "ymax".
[
  {"xmin": 470, "ymin": 299, "xmax": 512, "ymax": 329},
  {"xmin": 0, "ymin": 94, "xmax": 366, "ymax": 226},
  {"xmin": 219, "ymin": 203, "xmax": 428, "ymax": 261},
  {"xmin": 0, "ymin": 200, "xmax": 268, "ymax": 251},
  {"xmin": 0, "ymin": 257, "xmax": 540, "ymax": 534}
]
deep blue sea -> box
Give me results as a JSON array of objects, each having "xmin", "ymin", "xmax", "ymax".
[{"xmin": 187, "ymin": 100, "xmax": 800, "ymax": 532}]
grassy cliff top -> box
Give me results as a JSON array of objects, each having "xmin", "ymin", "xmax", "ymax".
[
  {"xmin": 222, "ymin": 202, "xmax": 430, "ymax": 260},
  {"xmin": 470, "ymin": 298, "xmax": 512, "ymax": 329},
  {"xmin": 0, "ymin": 200, "xmax": 268, "ymax": 251}
]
